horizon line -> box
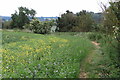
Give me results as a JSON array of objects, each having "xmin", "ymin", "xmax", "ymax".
[{"xmin": 0, "ymin": 16, "xmax": 59, "ymax": 17}]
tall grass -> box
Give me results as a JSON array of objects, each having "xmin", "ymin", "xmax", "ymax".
[{"xmin": 87, "ymin": 32, "xmax": 120, "ymax": 78}]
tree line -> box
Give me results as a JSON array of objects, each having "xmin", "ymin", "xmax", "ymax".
[
  {"xmin": 57, "ymin": 10, "xmax": 96, "ymax": 32},
  {"xmin": 2, "ymin": 6, "xmax": 103, "ymax": 33}
]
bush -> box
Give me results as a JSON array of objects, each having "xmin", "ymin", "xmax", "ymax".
[
  {"xmin": 99, "ymin": 36, "xmax": 120, "ymax": 77},
  {"xmin": 87, "ymin": 32, "xmax": 103, "ymax": 42},
  {"xmin": 24, "ymin": 19, "xmax": 55, "ymax": 34},
  {"xmin": 3, "ymin": 21, "xmax": 12, "ymax": 29},
  {"xmin": 70, "ymin": 26, "xmax": 81, "ymax": 32},
  {"xmin": 87, "ymin": 32, "xmax": 120, "ymax": 77}
]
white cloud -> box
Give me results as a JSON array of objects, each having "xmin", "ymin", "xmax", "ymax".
[{"xmin": 0, "ymin": 0, "xmax": 109, "ymax": 17}]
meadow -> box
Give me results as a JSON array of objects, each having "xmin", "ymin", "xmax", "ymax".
[{"xmin": 1, "ymin": 31, "xmax": 95, "ymax": 78}]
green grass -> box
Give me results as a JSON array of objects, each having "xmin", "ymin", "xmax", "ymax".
[{"xmin": 1, "ymin": 31, "xmax": 94, "ymax": 78}]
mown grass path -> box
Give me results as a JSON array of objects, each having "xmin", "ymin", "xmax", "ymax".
[{"xmin": 79, "ymin": 41, "xmax": 103, "ymax": 78}]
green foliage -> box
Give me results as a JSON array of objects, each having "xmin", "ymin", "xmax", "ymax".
[
  {"xmin": 76, "ymin": 10, "xmax": 94, "ymax": 32},
  {"xmin": 2, "ymin": 31, "xmax": 30, "ymax": 44},
  {"xmin": 91, "ymin": 24, "xmax": 102, "ymax": 32},
  {"xmin": 87, "ymin": 32, "xmax": 103, "ymax": 42},
  {"xmin": 103, "ymin": 1, "xmax": 120, "ymax": 66},
  {"xmin": 57, "ymin": 10, "xmax": 77, "ymax": 32},
  {"xmin": 57, "ymin": 10, "xmax": 94, "ymax": 32},
  {"xmin": 93, "ymin": 1, "xmax": 120, "ymax": 77},
  {"xmin": 87, "ymin": 31, "xmax": 120, "ymax": 77},
  {"xmin": 24, "ymin": 19, "xmax": 55, "ymax": 34},
  {"xmin": 3, "ymin": 21, "xmax": 12, "ymax": 29},
  {"xmin": 99, "ymin": 36, "xmax": 120, "ymax": 77},
  {"xmin": 71, "ymin": 26, "xmax": 81, "ymax": 32},
  {"xmin": 2, "ymin": 31, "xmax": 94, "ymax": 78},
  {"xmin": 11, "ymin": 7, "xmax": 36, "ymax": 29},
  {"xmin": 102, "ymin": 1, "xmax": 120, "ymax": 34}
]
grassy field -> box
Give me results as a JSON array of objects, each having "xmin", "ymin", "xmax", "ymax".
[{"xmin": 1, "ymin": 31, "xmax": 95, "ymax": 78}]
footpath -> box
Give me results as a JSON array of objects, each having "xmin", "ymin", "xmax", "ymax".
[{"xmin": 79, "ymin": 41, "xmax": 103, "ymax": 78}]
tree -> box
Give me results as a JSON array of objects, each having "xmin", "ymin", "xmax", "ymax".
[
  {"xmin": 57, "ymin": 10, "xmax": 77, "ymax": 32},
  {"xmin": 102, "ymin": 1, "xmax": 120, "ymax": 74},
  {"xmin": 11, "ymin": 6, "xmax": 36, "ymax": 29},
  {"xmin": 30, "ymin": 9, "xmax": 36, "ymax": 19},
  {"xmin": 102, "ymin": 1, "xmax": 120, "ymax": 35},
  {"xmin": 57, "ymin": 10, "xmax": 94, "ymax": 32},
  {"xmin": 76, "ymin": 10, "xmax": 94, "ymax": 32},
  {"xmin": 109, "ymin": 1, "xmax": 120, "ymax": 52}
]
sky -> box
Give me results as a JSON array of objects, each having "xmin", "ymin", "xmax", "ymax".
[{"xmin": 0, "ymin": 0, "xmax": 110, "ymax": 17}]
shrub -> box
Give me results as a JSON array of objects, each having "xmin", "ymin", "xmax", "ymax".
[
  {"xmin": 70, "ymin": 26, "xmax": 81, "ymax": 32},
  {"xmin": 3, "ymin": 21, "xmax": 12, "ymax": 29},
  {"xmin": 99, "ymin": 36, "xmax": 120, "ymax": 77},
  {"xmin": 24, "ymin": 19, "xmax": 55, "ymax": 34},
  {"xmin": 87, "ymin": 32, "xmax": 103, "ymax": 42}
]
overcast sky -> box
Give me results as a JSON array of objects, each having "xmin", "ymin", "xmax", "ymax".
[{"xmin": 0, "ymin": 0, "xmax": 109, "ymax": 17}]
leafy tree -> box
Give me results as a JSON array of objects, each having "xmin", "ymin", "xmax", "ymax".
[
  {"xmin": 30, "ymin": 9, "xmax": 36, "ymax": 19},
  {"xmin": 11, "ymin": 7, "xmax": 36, "ymax": 29},
  {"xmin": 101, "ymin": 1, "xmax": 120, "ymax": 76},
  {"xmin": 57, "ymin": 10, "xmax": 94, "ymax": 32},
  {"xmin": 57, "ymin": 10, "xmax": 77, "ymax": 32},
  {"xmin": 109, "ymin": 1, "xmax": 120, "ymax": 54},
  {"xmin": 102, "ymin": 1, "xmax": 120, "ymax": 38},
  {"xmin": 76, "ymin": 10, "xmax": 94, "ymax": 32}
]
